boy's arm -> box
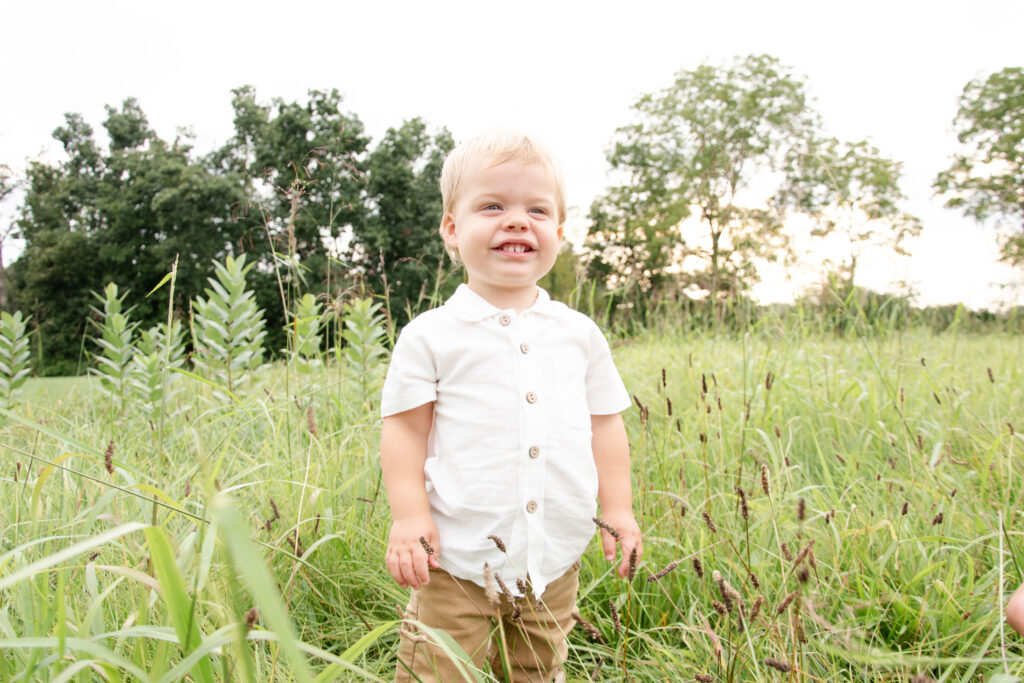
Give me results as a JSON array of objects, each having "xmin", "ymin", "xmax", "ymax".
[
  {"xmin": 591, "ymin": 412, "xmax": 642, "ymax": 578},
  {"xmin": 381, "ymin": 402, "xmax": 438, "ymax": 589}
]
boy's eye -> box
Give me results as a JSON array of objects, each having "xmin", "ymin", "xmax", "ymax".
[
  {"xmin": 530, "ymin": 207, "xmax": 549, "ymax": 215},
  {"xmin": 483, "ymin": 203, "xmax": 502, "ymax": 211}
]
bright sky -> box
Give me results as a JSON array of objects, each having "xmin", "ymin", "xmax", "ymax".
[{"xmin": 3, "ymin": 0, "xmax": 1023, "ymax": 309}]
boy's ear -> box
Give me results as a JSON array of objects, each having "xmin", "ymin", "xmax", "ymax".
[
  {"xmin": 557, "ymin": 224, "xmax": 564, "ymax": 242},
  {"xmin": 441, "ymin": 213, "xmax": 458, "ymax": 247}
]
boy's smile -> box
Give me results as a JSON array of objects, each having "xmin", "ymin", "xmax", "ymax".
[{"xmin": 442, "ymin": 160, "xmax": 563, "ymax": 311}]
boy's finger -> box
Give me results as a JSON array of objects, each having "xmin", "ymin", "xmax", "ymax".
[{"xmin": 600, "ymin": 530, "xmax": 616, "ymax": 561}]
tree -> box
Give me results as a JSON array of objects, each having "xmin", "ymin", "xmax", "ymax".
[
  {"xmin": 356, "ymin": 118, "xmax": 456, "ymax": 322},
  {"xmin": 211, "ymin": 86, "xmax": 371, "ymax": 348},
  {"xmin": 0, "ymin": 164, "xmax": 19, "ymax": 310},
  {"xmin": 934, "ymin": 67, "xmax": 1024, "ymax": 265},
  {"xmin": 587, "ymin": 54, "xmax": 819, "ymax": 312},
  {"xmin": 9, "ymin": 100, "xmax": 245, "ymax": 373},
  {"xmin": 777, "ymin": 136, "xmax": 921, "ymax": 284}
]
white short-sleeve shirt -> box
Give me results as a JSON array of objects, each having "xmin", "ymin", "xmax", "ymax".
[{"xmin": 381, "ymin": 284, "xmax": 631, "ymax": 597}]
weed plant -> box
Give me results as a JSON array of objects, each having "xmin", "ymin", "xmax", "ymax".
[{"xmin": 0, "ymin": 287, "xmax": 1022, "ymax": 681}]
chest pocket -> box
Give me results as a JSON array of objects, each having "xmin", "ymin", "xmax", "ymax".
[{"xmin": 555, "ymin": 352, "xmax": 590, "ymax": 429}]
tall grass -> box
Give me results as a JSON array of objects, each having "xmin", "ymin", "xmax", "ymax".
[{"xmin": 1, "ymin": 298, "xmax": 1022, "ymax": 680}]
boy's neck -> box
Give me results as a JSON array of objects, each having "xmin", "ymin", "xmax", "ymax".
[{"xmin": 465, "ymin": 282, "xmax": 539, "ymax": 312}]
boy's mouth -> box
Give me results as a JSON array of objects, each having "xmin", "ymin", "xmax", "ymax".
[{"xmin": 494, "ymin": 242, "xmax": 534, "ymax": 254}]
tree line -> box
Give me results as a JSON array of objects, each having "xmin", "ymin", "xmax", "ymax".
[{"xmin": 1, "ymin": 55, "xmax": 1021, "ymax": 375}]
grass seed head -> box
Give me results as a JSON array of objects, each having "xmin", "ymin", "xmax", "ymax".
[
  {"xmin": 245, "ymin": 607, "xmax": 259, "ymax": 630},
  {"xmin": 609, "ymin": 599, "xmax": 621, "ymax": 632},
  {"xmin": 572, "ymin": 611, "xmax": 605, "ymax": 643},
  {"xmin": 932, "ymin": 512, "xmax": 944, "ymax": 525},
  {"xmin": 593, "ymin": 517, "xmax": 621, "ymax": 539},
  {"xmin": 483, "ymin": 563, "xmax": 500, "ymax": 607},
  {"xmin": 797, "ymin": 497, "xmax": 806, "ymax": 521},
  {"xmin": 781, "ymin": 542, "xmax": 794, "ymax": 562},
  {"xmin": 627, "ymin": 547, "xmax": 638, "ymax": 580},
  {"xmin": 517, "ymin": 577, "xmax": 528, "ymax": 595},
  {"xmin": 702, "ymin": 510, "xmax": 717, "ymax": 534},
  {"xmin": 761, "ymin": 464, "xmax": 771, "ymax": 496},
  {"xmin": 764, "ymin": 657, "xmax": 791, "ymax": 672},
  {"xmin": 777, "ymin": 591, "xmax": 797, "ymax": 615},
  {"xmin": 418, "ymin": 536, "xmax": 435, "ymax": 556},
  {"xmin": 306, "ymin": 405, "xmax": 317, "ymax": 436},
  {"xmin": 488, "ymin": 534, "xmax": 507, "ymax": 553},
  {"xmin": 750, "ymin": 595, "xmax": 764, "ymax": 621},
  {"xmin": 695, "ymin": 674, "xmax": 714, "ymax": 683},
  {"xmin": 648, "ymin": 560, "xmax": 680, "ymax": 582},
  {"xmin": 104, "ymin": 441, "xmax": 114, "ymax": 474},
  {"xmin": 736, "ymin": 486, "xmax": 749, "ymax": 520},
  {"xmin": 987, "ymin": 367, "xmax": 995, "ymax": 383}
]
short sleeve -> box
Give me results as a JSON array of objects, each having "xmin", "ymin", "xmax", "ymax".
[
  {"xmin": 584, "ymin": 322, "xmax": 631, "ymax": 415},
  {"xmin": 380, "ymin": 321, "xmax": 438, "ymax": 417}
]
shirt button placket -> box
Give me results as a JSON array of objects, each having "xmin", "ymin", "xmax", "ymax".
[{"xmin": 517, "ymin": 316, "xmax": 544, "ymax": 584}]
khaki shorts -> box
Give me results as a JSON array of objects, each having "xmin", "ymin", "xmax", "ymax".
[{"xmin": 395, "ymin": 563, "xmax": 580, "ymax": 683}]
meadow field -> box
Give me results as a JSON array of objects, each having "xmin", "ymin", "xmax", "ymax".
[{"xmin": 1, "ymin": 307, "xmax": 1023, "ymax": 681}]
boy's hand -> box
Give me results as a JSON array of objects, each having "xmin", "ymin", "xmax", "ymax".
[
  {"xmin": 598, "ymin": 509, "xmax": 642, "ymax": 579},
  {"xmin": 386, "ymin": 513, "xmax": 440, "ymax": 589}
]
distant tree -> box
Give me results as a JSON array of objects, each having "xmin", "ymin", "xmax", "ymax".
[
  {"xmin": 0, "ymin": 164, "xmax": 19, "ymax": 310},
  {"xmin": 9, "ymin": 100, "xmax": 245, "ymax": 373},
  {"xmin": 356, "ymin": 118, "xmax": 456, "ymax": 322},
  {"xmin": 211, "ymin": 86, "xmax": 370, "ymax": 346},
  {"xmin": 777, "ymin": 136, "xmax": 921, "ymax": 283},
  {"xmin": 587, "ymin": 54, "xmax": 819, "ymax": 314},
  {"xmin": 934, "ymin": 67, "xmax": 1024, "ymax": 265}
]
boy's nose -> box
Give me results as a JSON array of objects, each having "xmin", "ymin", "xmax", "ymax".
[{"xmin": 503, "ymin": 211, "xmax": 529, "ymax": 231}]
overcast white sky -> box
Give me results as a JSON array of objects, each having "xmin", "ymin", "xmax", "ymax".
[{"xmin": 2, "ymin": 0, "xmax": 1023, "ymax": 308}]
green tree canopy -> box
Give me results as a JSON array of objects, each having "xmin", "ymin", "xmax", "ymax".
[
  {"xmin": 587, "ymin": 54, "xmax": 818, "ymax": 312},
  {"xmin": 9, "ymin": 99, "xmax": 245, "ymax": 373},
  {"xmin": 777, "ymin": 136, "xmax": 921, "ymax": 282},
  {"xmin": 357, "ymin": 118, "xmax": 457, "ymax": 322},
  {"xmin": 934, "ymin": 67, "xmax": 1024, "ymax": 265},
  {"xmin": 587, "ymin": 54, "xmax": 919, "ymax": 315}
]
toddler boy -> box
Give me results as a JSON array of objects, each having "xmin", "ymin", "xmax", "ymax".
[{"xmin": 380, "ymin": 130, "xmax": 642, "ymax": 682}]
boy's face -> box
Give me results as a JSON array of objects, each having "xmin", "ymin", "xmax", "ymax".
[{"xmin": 442, "ymin": 159, "xmax": 563, "ymax": 308}]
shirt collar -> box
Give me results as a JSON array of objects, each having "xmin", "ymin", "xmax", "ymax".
[{"xmin": 445, "ymin": 284, "xmax": 554, "ymax": 322}]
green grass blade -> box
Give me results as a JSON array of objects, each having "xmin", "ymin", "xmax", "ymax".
[
  {"xmin": 142, "ymin": 526, "xmax": 215, "ymax": 683},
  {"xmin": 211, "ymin": 493, "xmax": 315, "ymax": 683}
]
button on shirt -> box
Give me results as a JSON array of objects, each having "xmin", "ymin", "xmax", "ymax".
[{"xmin": 380, "ymin": 285, "xmax": 631, "ymax": 597}]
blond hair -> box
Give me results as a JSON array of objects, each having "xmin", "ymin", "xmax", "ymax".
[{"xmin": 439, "ymin": 130, "xmax": 566, "ymax": 260}]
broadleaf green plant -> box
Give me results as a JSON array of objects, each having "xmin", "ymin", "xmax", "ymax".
[
  {"xmin": 0, "ymin": 310, "xmax": 32, "ymax": 409},
  {"xmin": 288, "ymin": 293, "xmax": 323, "ymax": 374},
  {"xmin": 129, "ymin": 319, "xmax": 186, "ymax": 424},
  {"xmin": 191, "ymin": 254, "xmax": 267, "ymax": 397},
  {"xmin": 88, "ymin": 283, "xmax": 137, "ymax": 411}
]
